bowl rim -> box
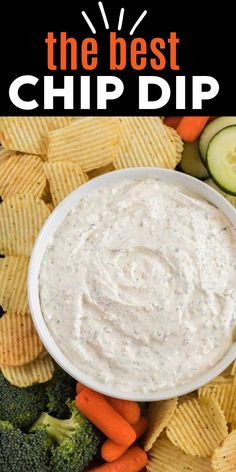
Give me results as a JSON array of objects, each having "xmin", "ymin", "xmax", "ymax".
[{"xmin": 28, "ymin": 167, "xmax": 236, "ymax": 401}]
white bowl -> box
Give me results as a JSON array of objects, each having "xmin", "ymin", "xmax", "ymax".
[{"xmin": 28, "ymin": 168, "xmax": 236, "ymax": 401}]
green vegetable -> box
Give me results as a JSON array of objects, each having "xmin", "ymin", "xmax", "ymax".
[
  {"xmin": 179, "ymin": 141, "xmax": 209, "ymax": 180},
  {"xmin": 0, "ymin": 372, "xmax": 48, "ymax": 430},
  {"xmin": 207, "ymin": 125, "xmax": 236, "ymax": 195},
  {"xmin": 199, "ymin": 116, "xmax": 236, "ymax": 162},
  {"xmin": 0, "ymin": 420, "xmax": 53, "ymax": 472},
  {"xmin": 205, "ymin": 178, "xmax": 236, "ymax": 208},
  {"xmin": 32, "ymin": 400, "xmax": 101, "ymax": 472},
  {"xmin": 45, "ymin": 367, "xmax": 77, "ymax": 418}
]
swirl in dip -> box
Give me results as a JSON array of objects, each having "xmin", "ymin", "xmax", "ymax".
[{"xmin": 39, "ymin": 178, "xmax": 236, "ymax": 393}]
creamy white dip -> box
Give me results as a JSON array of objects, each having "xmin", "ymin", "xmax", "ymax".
[{"xmin": 39, "ymin": 178, "xmax": 236, "ymax": 393}]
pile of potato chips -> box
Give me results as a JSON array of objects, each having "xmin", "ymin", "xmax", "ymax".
[
  {"xmin": 144, "ymin": 361, "xmax": 236, "ymax": 471},
  {"xmin": 0, "ymin": 116, "xmax": 182, "ymax": 388}
]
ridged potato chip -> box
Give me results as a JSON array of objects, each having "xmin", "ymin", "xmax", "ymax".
[
  {"xmin": 199, "ymin": 376, "xmax": 236, "ymax": 422},
  {"xmin": 210, "ymin": 375, "xmax": 232, "ymax": 385},
  {"xmin": 47, "ymin": 203, "xmax": 54, "ymax": 212},
  {"xmin": 166, "ymin": 125, "xmax": 183, "ymax": 165},
  {"xmin": 1, "ymin": 354, "xmax": 55, "ymax": 387},
  {"xmin": 38, "ymin": 347, "xmax": 48, "ymax": 359},
  {"xmin": 0, "ymin": 256, "xmax": 29, "ymax": 312},
  {"xmin": 0, "ymin": 117, "xmax": 72, "ymax": 155},
  {"xmin": 166, "ymin": 397, "xmax": 228, "ymax": 457},
  {"xmin": 44, "ymin": 161, "xmax": 88, "ymax": 206},
  {"xmin": 0, "ymin": 311, "xmax": 43, "ymax": 366},
  {"xmin": 47, "ymin": 117, "xmax": 118, "ymax": 172},
  {"xmin": 147, "ymin": 438, "xmax": 212, "ymax": 472},
  {"xmin": 87, "ymin": 162, "xmax": 115, "ymax": 179},
  {"xmin": 222, "ymin": 362, "xmax": 234, "ymax": 377},
  {"xmin": 143, "ymin": 398, "xmax": 177, "ymax": 451},
  {"xmin": 41, "ymin": 179, "xmax": 52, "ymax": 204},
  {"xmin": 0, "ymin": 194, "xmax": 50, "ymax": 256},
  {"xmin": 114, "ymin": 117, "xmax": 183, "ymax": 170},
  {"xmin": 0, "ymin": 147, "xmax": 15, "ymax": 165},
  {"xmin": 178, "ymin": 393, "xmax": 197, "ymax": 405},
  {"xmin": 39, "ymin": 154, "xmax": 48, "ymax": 162},
  {"xmin": 231, "ymin": 360, "xmax": 236, "ymax": 376},
  {"xmin": 212, "ymin": 430, "xmax": 236, "ymax": 471},
  {"xmin": 0, "ymin": 154, "xmax": 46, "ymax": 199}
]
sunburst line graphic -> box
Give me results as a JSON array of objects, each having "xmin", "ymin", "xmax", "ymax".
[
  {"xmin": 81, "ymin": 2, "xmax": 148, "ymax": 35},
  {"xmin": 98, "ymin": 1, "xmax": 109, "ymax": 29},
  {"xmin": 129, "ymin": 10, "xmax": 147, "ymax": 35},
  {"xmin": 81, "ymin": 11, "xmax": 96, "ymax": 34},
  {"xmin": 118, "ymin": 7, "xmax": 125, "ymax": 31}
]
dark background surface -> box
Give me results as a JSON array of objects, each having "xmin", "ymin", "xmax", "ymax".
[{"xmin": 0, "ymin": 1, "xmax": 235, "ymax": 115}]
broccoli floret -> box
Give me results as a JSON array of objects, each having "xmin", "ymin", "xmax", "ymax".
[
  {"xmin": 0, "ymin": 420, "xmax": 53, "ymax": 472},
  {"xmin": 32, "ymin": 400, "xmax": 101, "ymax": 472},
  {"xmin": 0, "ymin": 372, "xmax": 48, "ymax": 430},
  {"xmin": 45, "ymin": 367, "xmax": 77, "ymax": 418},
  {"xmin": 0, "ymin": 420, "xmax": 14, "ymax": 430}
]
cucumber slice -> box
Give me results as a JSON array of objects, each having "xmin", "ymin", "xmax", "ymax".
[
  {"xmin": 206, "ymin": 178, "xmax": 236, "ymax": 209},
  {"xmin": 199, "ymin": 116, "xmax": 236, "ymax": 162},
  {"xmin": 179, "ymin": 141, "xmax": 209, "ymax": 180},
  {"xmin": 207, "ymin": 125, "xmax": 236, "ymax": 195}
]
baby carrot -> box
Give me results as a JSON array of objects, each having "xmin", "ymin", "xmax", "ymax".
[
  {"xmin": 76, "ymin": 388, "xmax": 136, "ymax": 447},
  {"xmin": 88, "ymin": 446, "xmax": 148, "ymax": 471},
  {"xmin": 76, "ymin": 382, "xmax": 86, "ymax": 394},
  {"xmin": 176, "ymin": 116, "xmax": 210, "ymax": 142},
  {"xmin": 106, "ymin": 398, "xmax": 141, "ymax": 425},
  {"xmin": 101, "ymin": 416, "xmax": 148, "ymax": 462},
  {"xmin": 164, "ymin": 116, "xmax": 182, "ymax": 129}
]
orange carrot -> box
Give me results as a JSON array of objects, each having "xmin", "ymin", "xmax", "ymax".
[
  {"xmin": 76, "ymin": 382, "xmax": 86, "ymax": 394},
  {"xmin": 176, "ymin": 116, "xmax": 210, "ymax": 142},
  {"xmin": 164, "ymin": 116, "xmax": 182, "ymax": 129},
  {"xmin": 89, "ymin": 446, "xmax": 148, "ymax": 471},
  {"xmin": 76, "ymin": 388, "xmax": 136, "ymax": 447},
  {"xmin": 101, "ymin": 416, "xmax": 148, "ymax": 462},
  {"xmin": 106, "ymin": 398, "xmax": 141, "ymax": 425}
]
